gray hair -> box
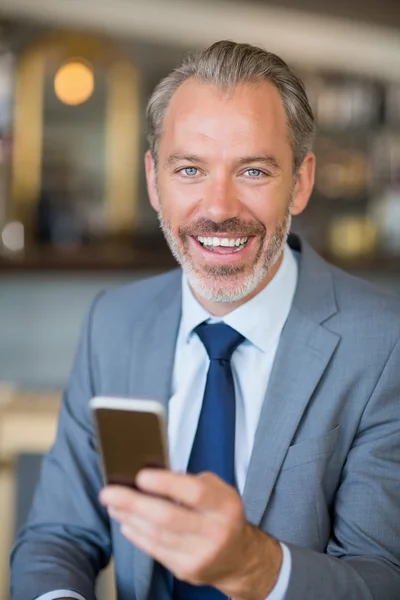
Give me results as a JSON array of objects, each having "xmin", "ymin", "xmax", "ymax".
[{"xmin": 146, "ymin": 40, "xmax": 316, "ymax": 174}]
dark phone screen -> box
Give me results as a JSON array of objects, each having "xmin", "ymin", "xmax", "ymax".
[{"xmin": 94, "ymin": 407, "xmax": 168, "ymax": 488}]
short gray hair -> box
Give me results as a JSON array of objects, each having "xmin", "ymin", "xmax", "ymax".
[{"xmin": 146, "ymin": 40, "xmax": 316, "ymax": 173}]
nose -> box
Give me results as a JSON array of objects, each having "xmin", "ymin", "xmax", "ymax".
[{"xmin": 202, "ymin": 175, "xmax": 241, "ymax": 223}]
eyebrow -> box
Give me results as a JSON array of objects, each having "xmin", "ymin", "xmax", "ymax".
[
  {"xmin": 236, "ymin": 155, "xmax": 281, "ymax": 171},
  {"xmin": 165, "ymin": 153, "xmax": 281, "ymax": 171},
  {"xmin": 165, "ymin": 154, "xmax": 206, "ymax": 168}
]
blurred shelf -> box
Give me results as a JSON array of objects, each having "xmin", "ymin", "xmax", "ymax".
[
  {"xmin": 320, "ymin": 252, "xmax": 400, "ymax": 275},
  {"xmin": 0, "ymin": 242, "xmax": 399, "ymax": 276},
  {"xmin": 0, "ymin": 239, "xmax": 177, "ymax": 273}
]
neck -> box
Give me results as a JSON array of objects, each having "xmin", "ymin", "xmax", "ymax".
[{"xmin": 190, "ymin": 251, "xmax": 284, "ymax": 317}]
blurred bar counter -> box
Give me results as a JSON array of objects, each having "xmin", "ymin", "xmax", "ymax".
[{"xmin": 0, "ymin": 236, "xmax": 177, "ymax": 272}]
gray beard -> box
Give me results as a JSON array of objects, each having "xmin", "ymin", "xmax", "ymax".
[{"xmin": 157, "ymin": 203, "xmax": 292, "ymax": 304}]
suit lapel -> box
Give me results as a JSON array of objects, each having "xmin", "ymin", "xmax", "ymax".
[
  {"xmin": 129, "ymin": 271, "xmax": 182, "ymax": 600},
  {"xmin": 242, "ymin": 237, "xmax": 340, "ymax": 526},
  {"xmin": 242, "ymin": 306, "xmax": 340, "ymax": 525},
  {"xmin": 128, "ymin": 270, "xmax": 182, "ymax": 411}
]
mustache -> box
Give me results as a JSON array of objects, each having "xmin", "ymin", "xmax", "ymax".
[{"xmin": 179, "ymin": 218, "xmax": 266, "ymax": 238}]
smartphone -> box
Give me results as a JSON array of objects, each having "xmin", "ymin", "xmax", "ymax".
[{"xmin": 90, "ymin": 396, "xmax": 169, "ymax": 489}]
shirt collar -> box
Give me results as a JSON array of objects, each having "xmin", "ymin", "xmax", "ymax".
[{"xmin": 180, "ymin": 243, "xmax": 298, "ymax": 352}]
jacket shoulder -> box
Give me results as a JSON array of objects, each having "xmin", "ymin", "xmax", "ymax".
[
  {"xmin": 326, "ymin": 263, "xmax": 400, "ymax": 351},
  {"xmin": 331, "ymin": 264, "xmax": 400, "ymax": 323},
  {"xmin": 90, "ymin": 268, "xmax": 181, "ymax": 335}
]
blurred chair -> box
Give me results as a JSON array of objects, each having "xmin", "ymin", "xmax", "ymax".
[{"xmin": 0, "ymin": 386, "xmax": 115, "ymax": 600}]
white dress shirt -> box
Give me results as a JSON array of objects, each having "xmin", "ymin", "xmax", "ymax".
[{"xmin": 37, "ymin": 243, "xmax": 298, "ymax": 600}]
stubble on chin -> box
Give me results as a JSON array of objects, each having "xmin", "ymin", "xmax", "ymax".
[{"xmin": 157, "ymin": 206, "xmax": 292, "ymax": 303}]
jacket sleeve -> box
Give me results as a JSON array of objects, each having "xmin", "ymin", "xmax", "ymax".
[
  {"xmin": 10, "ymin": 294, "xmax": 111, "ymax": 600},
  {"xmin": 283, "ymin": 337, "xmax": 400, "ymax": 600}
]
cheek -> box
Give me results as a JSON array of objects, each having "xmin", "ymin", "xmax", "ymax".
[
  {"xmin": 158, "ymin": 179, "xmax": 202, "ymax": 222},
  {"xmin": 239, "ymin": 184, "xmax": 289, "ymax": 224}
]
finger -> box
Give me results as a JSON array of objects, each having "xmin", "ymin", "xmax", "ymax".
[
  {"xmin": 119, "ymin": 521, "xmax": 210, "ymax": 585},
  {"xmin": 103, "ymin": 485, "xmax": 203, "ymax": 534},
  {"xmin": 100, "ymin": 485, "xmax": 175, "ymax": 512},
  {"xmin": 136, "ymin": 469, "xmax": 233, "ymax": 510},
  {"xmin": 120, "ymin": 519, "xmax": 180, "ymax": 562},
  {"xmin": 118, "ymin": 510, "xmax": 197, "ymax": 549},
  {"xmin": 107, "ymin": 506, "xmax": 125, "ymax": 522},
  {"xmin": 100, "ymin": 485, "xmax": 141, "ymax": 510},
  {"xmin": 119, "ymin": 518, "xmax": 195, "ymax": 565}
]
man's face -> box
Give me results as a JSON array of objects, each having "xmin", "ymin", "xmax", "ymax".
[{"xmin": 146, "ymin": 79, "xmax": 314, "ymax": 303}]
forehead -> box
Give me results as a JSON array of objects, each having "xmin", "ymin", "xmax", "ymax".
[{"xmin": 159, "ymin": 78, "xmax": 291, "ymax": 159}]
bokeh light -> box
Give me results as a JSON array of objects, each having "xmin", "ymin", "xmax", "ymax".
[{"xmin": 54, "ymin": 60, "xmax": 94, "ymax": 106}]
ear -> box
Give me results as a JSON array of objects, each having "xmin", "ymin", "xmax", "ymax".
[
  {"xmin": 291, "ymin": 152, "xmax": 316, "ymax": 216},
  {"xmin": 145, "ymin": 150, "xmax": 160, "ymax": 212}
]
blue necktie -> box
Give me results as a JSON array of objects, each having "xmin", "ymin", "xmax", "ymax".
[{"xmin": 173, "ymin": 322, "xmax": 245, "ymax": 600}]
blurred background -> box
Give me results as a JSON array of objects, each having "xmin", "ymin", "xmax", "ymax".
[{"xmin": 0, "ymin": 0, "xmax": 399, "ymax": 597}]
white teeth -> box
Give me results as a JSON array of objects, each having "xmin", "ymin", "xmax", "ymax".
[{"xmin": 197, "ymin": 236, "xmax": 248, "ymax": 248}]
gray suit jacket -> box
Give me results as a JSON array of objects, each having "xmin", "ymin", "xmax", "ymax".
[{"xmin": 10, "ymin": 236, "xmax": 400, "ymax": 600}]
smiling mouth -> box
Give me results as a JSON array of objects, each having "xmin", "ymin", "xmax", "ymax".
[{"xmin": 196, "ymin": 235, "xmax": 249, "ymax": 253}]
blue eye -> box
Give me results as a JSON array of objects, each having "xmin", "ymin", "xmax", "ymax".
[
  {"xmin": 245, "ymin": 168, "xmax": 265, "ymax": 178},
  {"xmin": 181, "ymin": 167, "xmax": 199, "ymax": 177}
]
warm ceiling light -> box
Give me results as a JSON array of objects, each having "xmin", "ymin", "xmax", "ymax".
[{"xmin": 54, "ymin": 60, "xmax": 94, "ymax": 106}]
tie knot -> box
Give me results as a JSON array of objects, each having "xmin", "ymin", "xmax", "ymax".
[{"xmin": 194, "ymin": 322, "xmax": 245, "ymax": 361}]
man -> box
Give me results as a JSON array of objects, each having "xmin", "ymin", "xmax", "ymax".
[{"xmin": 10, "ymin": 41, "xmax": 400, "ymax": 600}]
